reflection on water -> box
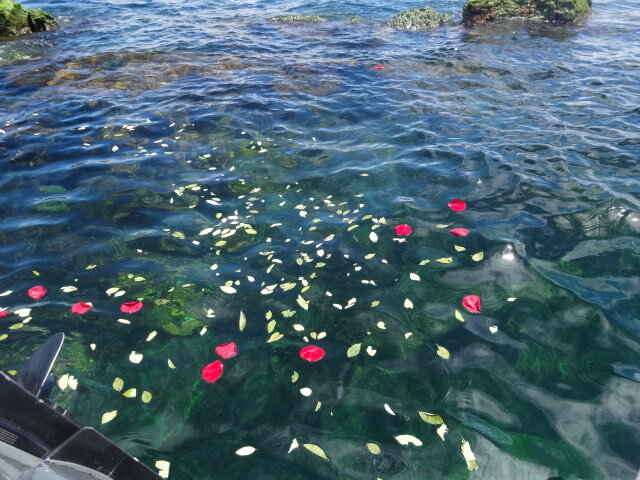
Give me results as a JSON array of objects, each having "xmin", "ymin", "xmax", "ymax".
[{"xmin": 1, "ymin": 0, "xmax": 640, "ymax": 478}]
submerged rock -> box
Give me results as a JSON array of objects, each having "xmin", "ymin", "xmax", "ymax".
[
  {"xmin": 267, "ymin": 15, "xmax": 328, "ymax": 23},
  {"xmin": 0, "ymin": 0, "xmax": 56, "ymax": 36},
  {"xmin": 387, "ymin": 6, "xmax": 451, "ymax": 31},
  {"xmin": 462, "ymin": 0, "xmax": 592, "ymax": 25}
]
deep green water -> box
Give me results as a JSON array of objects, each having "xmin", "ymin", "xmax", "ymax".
[{"xmin": 1, "ymin": 0, "xmax": 640, "ymax": 478}]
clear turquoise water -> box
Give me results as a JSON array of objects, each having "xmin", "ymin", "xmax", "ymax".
[{"xmin": 1, "ymin": 0, "xmax": 640, "ymax": 479}]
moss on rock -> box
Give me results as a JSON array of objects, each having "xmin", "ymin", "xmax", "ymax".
[
  {"xmin": 267, "ymin": 15, "xmax": 328, "ymax": 23},
  {"xmin": 462, "ymin": 0, "xmax": 591, "ymax": 25},
  {"xmin": 0, "ymin": 0, "xmax": 56, "ymax": 36},
  {"xmin": 0, "ymin": 0, "xmax": 29, "ymax": 36},
  {"xmin": 27, "ymin": 7, "xmax": 55, "ymax": 32},
  {"xmin": 387, "ymin": 6, "xmax": 451, "ymax": 31}
]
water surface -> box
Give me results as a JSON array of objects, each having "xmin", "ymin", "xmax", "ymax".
[{"xmin": 1, "ymin": 0, "xmax": 640, "ymax": 478}]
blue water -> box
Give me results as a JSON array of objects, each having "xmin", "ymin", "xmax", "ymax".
[{"xmin": 2, "ymin": 0, "xmax": 640, "ymax": 479}]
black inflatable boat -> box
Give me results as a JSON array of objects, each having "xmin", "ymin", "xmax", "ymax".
[{"xmin": 0, "ymin": 333, "xmax": 162, "ymax": 480}]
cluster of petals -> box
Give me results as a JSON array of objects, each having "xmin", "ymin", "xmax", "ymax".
[
  {"xmin": 448, "ymin": 199, "xmax": 468, "ymax": 235},
  {"xmin": 445, "ymin": 201, "xmax": 480, "ymax": 315},
  {"xmin": 201, "ymin": 342, "xmax": 239, "ymax": 383},
  {"xmin": 300, "ymin": 345, "xmax": 326, "ymax": 362},
  {"xmin": 25, "ymin": 288, "xmax": 143, "ymax": 316},
  {"xmin": 69, "ymin": 301, "xmax": 143, "ymax": 315},
  {"xmin": 27, "ymin": 286, "xmax": 47, "ymax": 300}
]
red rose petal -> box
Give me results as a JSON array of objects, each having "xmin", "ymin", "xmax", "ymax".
[
  {"xmin": 448, "ymin": 199, "xmax": 467, "ymax": 212},
  {"xmin": 201, "ymin": 360, "xmax": 224, "ymax": 382},
  {"xmin": 462, "ymin": 295, "xmax": 481, "ymax": 313},
  {"xmin": 215, "ymin": 342, "xmax": 238, "ymax": 359},
  {"xmin": 300, "ymin": 345, "xmax": 325, "ymax": 362},
  {"xmin": 0, "ymin": 310, "xmax": 9, "ymax": 318},
  {"xmin": 120, "ymin": 301, "xmax": 143, "ymax": 314},
  {"xmin": 394, "ymin": 224, "xmax": 412, "ymax": 236},
  {"xmin": 450, "ymin": 228, "xmax": 469, "ymax": 237},
  {"xmin": 71, "ymin": 302, "xmax": 93, "ymax": 314},
  {"xmin": 374, "ymin": 65, "xmax": 384, "ymax": 70},
  {"xmin": 27, "ymin": 286, "xmax": 47, "ymax": 300}
]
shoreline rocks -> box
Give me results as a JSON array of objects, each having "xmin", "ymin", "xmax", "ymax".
[
  {"xmin": 387, "ymin": 6, "xmax": 451, "ymax": 30},
  {"xmin": 267, "ymin": 15, "xmax": 328, "ymax": 23},
  {"xmin": 462, "ymin": 0, "xmax": 592, "ymax": 25},
  {"xmin": 268, "ymin": 0, "xmax": 591, "ymax": 31},
  {"xmin": 0, "ymin": 0, "xmax": 56, "ymax": 37}
]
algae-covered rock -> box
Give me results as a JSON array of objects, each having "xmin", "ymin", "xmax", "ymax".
[
  {"xmin": 387, "ymin": 6, "xmax": 451, "ymax": 31},
  {"xmin": 267, "ymin": 15, "xmax": 328, "ymax": 23},
  {"xmin": 462, "ymin": 0, "xmax": 591, "ymax": 25},
  {"xmin": 0, "ymin": 0, "xmax": 56, "ymax": 36},
  {"xmin": 26, "ymin": 7, "xmax": 55, "ymax": 32}
]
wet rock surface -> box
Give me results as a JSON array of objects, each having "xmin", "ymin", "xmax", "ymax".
[
  {"xmin": 463, "ymin": 0, "xmax": 592, "ymax": 25},
  {"xmin": 0, "ymin": 0, "xmax": 56, "ymax": 37},
  {"xmin": 387, "ymin": 6, "xmax": 451, "ymax": 31}
]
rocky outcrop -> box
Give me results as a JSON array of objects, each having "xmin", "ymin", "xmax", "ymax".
[
  {"xmin": 387, "ymin": 6, "xmax": 451, "ymax": 30},
  {"xmin": 267, "ymin": 15, "xmax": 328, "ymax": 23},
  {"xmin": 0, "ymin": 0, "xmax": 56, "ymax": 37},
  {"xmin": 462, "ymin": 0, "xmax": 592, "ymax": 25}
]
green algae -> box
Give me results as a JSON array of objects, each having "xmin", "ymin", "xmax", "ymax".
[
  {"xmin": 0, "ymin": 0, "xmax": 55, "ymax": 36},
  {"xmin": 462, "ymin": 0, "xmax": 592, "ymax": 24},
  {"xmin": 0, "ymin": 0, "xmax": 29, "ymax": 36},
  {"xmin": 26, "ymin": 7, "xmax": 55, "ymax": 32},
  {"xmin": 387, "ymin": 7, "xmax": 451, "ymax": 31},
  {"xmin": 267, "ymin": 15, "xmax": 329, "ymax": 23},
  {"xmin": 278, "ymin": 156, "xmax": 299, "ymax": 169}
]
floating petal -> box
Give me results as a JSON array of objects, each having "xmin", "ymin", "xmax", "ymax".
[
  {"xmin": 450, "ymin": 228, "xmax": 469, "ymax": 237},
  {"xmin": 27, "ymin": 286, "xmax": 47, "ymax": 300},
  {"xmin": 394, "ymin": 224, "xmax": 412, "ymax": 236},
  {"xmin": 129, "ymin": 351, "xmax": 143, "ymax": 363},
  {"xmin": 461, "ymin": 295, "xmax": 481, "ymax": 313},
  {"xmin": 236, "ymin": 446, "xmax": 256, "ymax": 456},
  {"xmin": 436, "ymin": 344, "xmax": 450, "ymax": 359},
  {"xmin": 201, "ymin": 360, "xmax": 224, "ymax": 382},
  {"xmin": 101, "ymin": 410, "xmax": 117, "ymax": 424},
  {"xmin": 461, "ymin": 439, "xmax": 478, "ymax": 471},
  {"xmin": 448, "ymin": 199, "xmax": 467, "ymax": 211},
  {"xmin": 215, "ymin": 342, "xmax": 238, "ymax": 359},
  {"xmin": 395, "ymin": 435, "xmax": 423, "ymax": 446},
  {"xmin": 347, "ymin": 343, "xmax": 361, "ymax": 358},
  {"xmin": 303, "ymin": 444, "xmax": 328, "ymax": 460},
  {"xmin": 367, "ymin": 443, "xmax": 381, "ymax": 454},
  {"xmin": 120, "ymin": 301, "xmax": 143, "ymax": 313},
  {"xmin": 418, "ymin": 412, "xmax": 444, "ymax": 425},
  {"xmin": 71, "ymin": 302, "xmax": 93, "ymax": 314},
  {"xmin": 300, "ymin": 345, "xmax": 325, "ymax": 362}
]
